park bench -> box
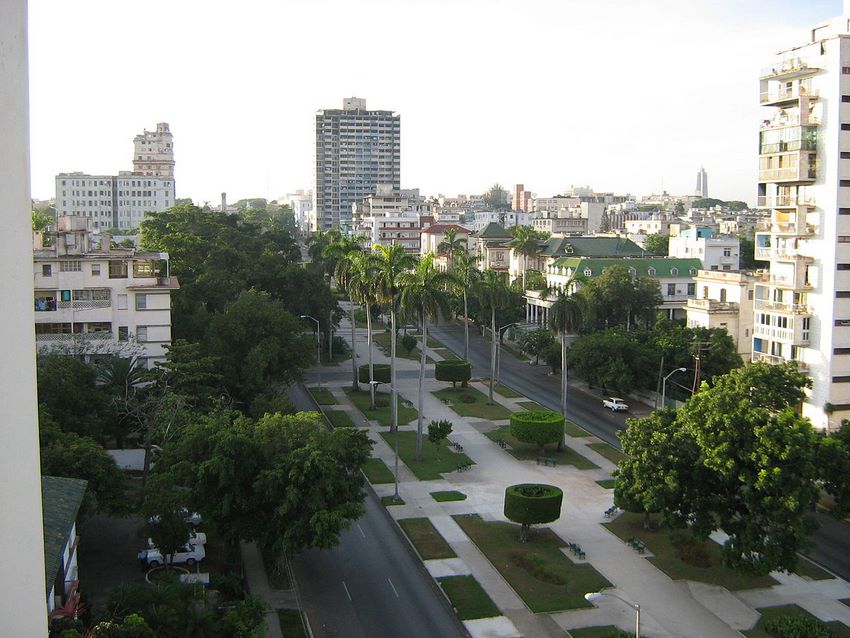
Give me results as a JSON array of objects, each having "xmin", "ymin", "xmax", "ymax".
[
  {"xmin": 456, "ymin": 462, "xmax": 471, "ymax": 473},
  {"xmin": 536, "ymin": 456, "xmax": 557, "ymax": 467},
  {"xmin": 604, "ymin": 506, "xmax": 619, "ymax": 518},
  {"xmin": 495, "ymin": 438, "xmax": 507, "ymax": 449},
  {"xmin": 627, "ymin": 537, "xmax": 647, "ymax": 554},
  {"xmin": 449, "ymin": 440, "xmax": 464, "ymax": 453}
]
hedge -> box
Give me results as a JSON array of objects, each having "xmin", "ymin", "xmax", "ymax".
[
  {"xmin": 504, "ymin": 484, "xmax": 563, "ymax": 541},
  {"xmin": 434, "ymin": 360, "xmax": 472, "ymax": 388},
  {"xmin": 358, "ymin": 364, "xmax": 391, "ymax": 384},
  {"xmin": 509, "ymin": 410, "xmax": 564, "ymax": 454}
]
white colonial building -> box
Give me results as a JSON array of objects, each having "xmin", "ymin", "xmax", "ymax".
[{"xmin": 686, "ymin": 269, "xmax": 757, "ymax": 359}]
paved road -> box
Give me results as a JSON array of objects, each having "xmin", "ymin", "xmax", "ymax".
[
  {"xmin": 428, "ymin": 321, "xmax": 850, "ymax": 583},
  {"xmin": 287, "ymin": 383, "xmax": 467, "ymax": 638}
]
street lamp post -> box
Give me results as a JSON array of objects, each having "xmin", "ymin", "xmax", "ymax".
[
  {"xmin": 300, "ymin": 315, "xmax": 322, "ymax": 387},
  {"xmin": 584, "ymin": 591, "xmax": 640, "ymax": 638},
  {"xmin": 661, "ymin": 367, "xmax": 688, "ymax": 409},
  {"xmin": 496, "ymin": 322, "xmax": 521, "ymax": 387}
]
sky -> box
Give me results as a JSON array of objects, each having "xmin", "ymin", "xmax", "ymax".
[{"xmin": 28, "ymin": 0, "xmax": 843, "ymax": 206}]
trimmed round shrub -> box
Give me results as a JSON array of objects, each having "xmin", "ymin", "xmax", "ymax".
[
  {"xmin": 434, "ymin": 360, "xmax": 472, "ymax": 388},
  {"xmin": 504, "ymin": 483, "xmax": 563, "ymax": 541},
  {"xmin": 509, "ymin": 410, "xmax": 564, "ymax": 453},
  {"xmin": 358, "ymin": 364, "xmax": 391, "ymax": 384}
]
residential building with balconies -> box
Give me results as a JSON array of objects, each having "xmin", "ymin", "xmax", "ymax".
[
  {"xmin": 752, "ymin": 8, "xmax": 850, "ymax": 429},
  {"xmin": 668, "ymin": 227, "xmax": 741, "ymax": 271},
  {"xmin": 33, "ymin": 216, "xmax": 178, "ymax": 368},
  {"xmin": 686, "ymin": 269, "xmax": 757, "ymax": 359}
]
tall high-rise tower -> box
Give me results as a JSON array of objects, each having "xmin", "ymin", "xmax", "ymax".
[
  {"xmin": 132, "ymin": 122, "xmax": 174, "ymax": 177},
  {"xmin": 753, "ymin": 6, "xmax": 850, "ymax": 430},
  {"xmin": 695, "ymin": 166, "xmax": 708, "ymax": 198},
  {"xmin": 313, "ymin": 98, "xmax": 400, "ymax": 231}
]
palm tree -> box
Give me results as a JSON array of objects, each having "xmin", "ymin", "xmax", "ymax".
[
  {"xmin": 345, "ymin": 251, "xmax": 378, "ymax": 405},
  {"xmin": 437, "ymin": 227, "xmax": 465, "ymax": 268},
  {"xmin": 326, "ymin": 235, "xmax": 367, "ymax": 389},
  {"xmin": 546, "ymin": 289, "xmax": 586, "ymax": 451},
  {"xmin": 399, "ymin": 253, "xmax": 460, "ymax": 461},
  {"xmin": 370, "ymin": 243, "xmax": 417, "ymax": 432},
  {"xmin": 452, "ymin": 251, "xmax": 481, "ymax": 361},
  {"xmin": 507, "ymin": 225, "xmax": 544, "ymax": 291},
  {"xmin": 472, "ymin": 269, "xmax": 511, "ymax": 404}
]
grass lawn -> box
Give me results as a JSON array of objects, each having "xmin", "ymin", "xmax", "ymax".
[
  {"xmin": 743, "ymin": 604, "xmax": 850, "ymax": 638},
  {"xmin": 484, "ymin": 425, "xmax": 599, "ymax": 470},
  {"xmin": 433, "ymin": 387, "xmax": 513, "ymax": 420},
  {"xmin": 373, "ymin": 331, "xmax": 422, "ymax": 361},
  {"xmin": 565, "ymin": 421, "xmax": 591, "ymax": 437},
  {"xmin": 308, "ymin": 387, "xmax": 337, "ymax": 405},
  {"xmin": 453, "ymin": 514, "xmax": 611, "ymax": 613},
  {"xmin": 604, "ymin": 512, "xmax": 778, "ymax": 590},
  {"xmin": 794, "ymin": 556, "xmax": 836, "ymax": 581},
  {"xmin": 517, "ymin": 400, "xmax": 545, "ymax": 411},
  {"xmin": 344, "ymin": 388, "xmax": 418, "ymax": 427},
  {"xmin": 842, "ymin": 599, "xmax": 850, "ymax": 608},
  {"xmin": 434, "ymin": 348, "xmax": 460, "ymax": 361},
  {"xmin": 379, "ymin": 431, "xmax": 474, "ymax": 480},
  {"xmin": 325, "ymin": 410, "xmax": 356, "ymax": 428},
  {"xmin": 588, "ymin": 442, "xmax": 627, "ymax": 465},
  {"xmin": 569, "ymin": 628, "xmax": 632, "ymax": 638},
  {"xmin": 362, "ymin": 458, "xmax": 395, "ymax": 484},
  {"xmin": 431, "ymin": 490, "xmax": 467, "ymax": 502},
  {"xmin": 277, "ymin": 608, "xmax": 308, "ymax": 638},
  {"xmin": 596, "ymin": 479, "xmax": 616, "ymax": 490},
  {"xmin": 501, "ymin": 343, "xmax": 525, "ymax": 360},
  {"xmin": 398, "ymin": 518, "xmax": 456, "ymax": 559},
  {"xmin": 437, "ymin": 575, "xmax": 501, "ymax": 620},
  {"xmin": 493, "ymin": 383, "xmax": 523, "ymax": 398},
  {"xmin": 381, "ymin": 495, "xmax": 405, "ymax": 506}
]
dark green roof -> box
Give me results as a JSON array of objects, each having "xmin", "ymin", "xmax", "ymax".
[
  {"xmin": 42, "ymin": 476, "xmax": 87, "ymax": 595},
  {"xmin": 551, "ymin": 257, "xmax": 703, "ymax": 278},
  {"xmin": 475, "ymin": 222, "xmax": 511, "ymax": 239},
  {"xmin": 541, "ymin": 236, "xmax": 645, "ymax": 258}
]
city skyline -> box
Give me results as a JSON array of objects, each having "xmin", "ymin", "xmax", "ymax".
[{"xmin": 28, "ymin": 0, "xmax": 840, "ymax": 206}]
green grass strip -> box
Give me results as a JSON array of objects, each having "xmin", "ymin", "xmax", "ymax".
[
  {"xmin": 362, "ymin": 458, "xmax": 395, "ymax": 484},
  {"xmin": 344, "ymin": 388, "xmax": 418, "ymax": 427},
  {"xmin": 493, "ymin": 383, "xmax": 523, "ymax": 398},
  {"xmin": 398, "ymin": 517, "xmax": 456, "ymax": 559},
  {"xmin": 484, "ymin": 425, "xmax": 599, "ymax": 470},
  {"xmin": 433, "ymin": 387, "xmax": 513, "ymax": 420},
  {"xmin": 325, "ymin": 410, "xmax": 356, "ymax": 428},
  {"xmin": 381, "ymin": 495, "xmax": 405, "ymax": 506},
  {"xmin": 378, "ymin": 431, "xmax": 474, "ymax": 480},
  {"xmin": 595, "ymin": 479, "xmax": 616, "ymax": 490},
  {"xmin": 431, "ymin": 490, "xmax": 467, "ymax": 502},
  {"xmin": 308, "ymin": 387, "xmax": 337, "ymax": 405},
  {"xmin": 587, "ymin": 442, "xmax": 627, "ymax": 464},
  {"xmin": 437, "ymin": 575, "xmax": 501, "ymax": 620}
]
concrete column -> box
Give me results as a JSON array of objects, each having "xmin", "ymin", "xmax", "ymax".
[
  {"xmin": 0, "ymin": 0, "xmax": 48, "ymax": 632},
  {"xmin": 526, "ymin": 303, "xmax": 530, "ymax": 323}
]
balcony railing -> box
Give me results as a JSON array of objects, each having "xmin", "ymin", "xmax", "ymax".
[
  {"xmin": 57, "ymin": 299, "xmax": 111, "ymax": 310},
  {"xmin": 760, "ymin": 114, "xmax": 821, "ymax": 129},
  {"xmin": 754, "ymin": 298, "xmax": 811, "ymax": 314},
  {"xmin": 760, "ymin": 86, "xmax": 818, "ymax": 104},
  {"xmin": 760, "ymin": 58, "xmax": 817, "ymax": 79},
  {"xmin": 35, "ymin": 332, "xmax": 113, "ymax": 342},
  {"xmin": 752, "ymin": 351, "xmax": 809, "ymax": 370},
  {"xmin": 687, "ymin": 299, "xmax": 739, "ymax": 312}
]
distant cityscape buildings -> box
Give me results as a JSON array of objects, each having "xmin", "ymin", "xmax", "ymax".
[
  {"xmin": 54, "ymin": 123, "xmax": 175, "ymax": 231},
  {"xmin": 695, "ymin": 166, "xmax": 709, "ymax": 198},
  {"xmin": 313, "ymin": 98, "xmax": 400, "ymax": 232}
]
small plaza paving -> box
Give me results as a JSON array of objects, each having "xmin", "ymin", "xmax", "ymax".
[{"xmin": 306, "ymin": 313, "xmax": 850, "ymax": 638}]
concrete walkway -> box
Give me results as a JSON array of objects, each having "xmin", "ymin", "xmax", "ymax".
[
  {"xmin": 324, "ymin": 308, "xmax": 850, "ymax": 637},
  {"xmin": 241, "ymin": 541, "xmax": 302, "ymax": 638}
]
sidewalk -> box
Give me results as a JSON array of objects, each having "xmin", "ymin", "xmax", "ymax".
[
  {"xmin": 240, "ymin": 541, "xmax": 301, "ymax": 638},
  {"xmin": 326, "ymin": 309, "xmax": 850, "ymax": 637}
]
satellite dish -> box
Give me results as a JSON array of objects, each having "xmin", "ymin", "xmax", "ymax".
[{"xmin": 531, "ymin": 192, "xmax": 538, "ymax": 198}]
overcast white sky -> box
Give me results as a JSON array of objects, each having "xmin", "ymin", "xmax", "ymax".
[{"xmin": 28, "ymin": 0, "xmax": 842, "ymax": 206}]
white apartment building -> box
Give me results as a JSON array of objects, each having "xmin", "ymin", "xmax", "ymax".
[
  {"xmin": 668, "ymin": 227, "xmax": 741, "ymax": 271},
  {"xmin": 624, "ymin": 216, "xmax": 673, "ymax": 236},
  {"xmin": 752, "ymin": 6, "xmax": 850, "ymax": 429},
  {"xmin": 471, "ymin": 210, "xmax": 532, "ymax": 232},
  {"xmin": 686, "ymin": 269, "xmax": 756, "ymax": 359},
  {"xmin": 33, "ymin": 216, "xmax": 178, "ymax": 368},
  {"xmin": 282, "ymin": 190, "xmax": 313, "ymax": 234},
  {"xmin": 532, "ymin": 202, "xmax": 606, "ymax": 236},
  {"xmin": 55, "ymin": 123, "xmax": 175, "ymax": 230},
  {"xmin": 314, "ymin": 98, "xmax": 400, "ymax": 231}
]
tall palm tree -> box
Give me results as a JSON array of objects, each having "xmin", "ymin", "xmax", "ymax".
[
  {"xmin": 437, "ymin": 227, "xmax": 465, "ymax": 268},
  {"xmin": 345, "ymin": 251, "xmax": 378, "ymax": 404},
  {"xmin": 326, "ymin": 235, "xmax": 367, "ymax": 389},
  {"xmin": 399, "ymin": 253, "xmax": 460, "ymax": 461},
  {"xmin": 546, "ymin": 289, "xmax": 586, "ymax": 451},
  {"xmin": 370, "ymin": 243, "xmax": 417, "ymax": 432},
  {"xmin": 507, "ymin": 225, "xmax": 544, "ymax": 291},
  {"xmin": 452, "ymin": 251, "xmax": 481, "ymax": 361},
  {"xmin": 472, "ymin": 269, "xmax": 511, "ymax": 404}
]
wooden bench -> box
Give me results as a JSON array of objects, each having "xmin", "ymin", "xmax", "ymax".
[{"xmin": 536, "ymin": 456, "xmax": 557, "ymax": 467}]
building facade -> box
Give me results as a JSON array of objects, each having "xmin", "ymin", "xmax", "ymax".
[
  {"xmin": 313, "ymin": 98, "xmax": 400, "ymax": 232},
  {"xmin": 668, "ymin": 227, "xmax": 741, "ymax": 271},
  {"xmin": 55, "ymin": 123, "xmax": 175, "ymax": 230},
  {"xmin": 695, "ymin": 166, "xmax": 709, "ymax": 198},
  {"xmin": 752, "ymin": 9, "xmax": 850, "ymax": 429},
  {"xmin": 686, "ymin": 269, "xmax": 756, "ymax": 359}
]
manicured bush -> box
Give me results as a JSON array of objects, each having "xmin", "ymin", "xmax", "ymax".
[
  {"xmin": 358, "ymin": 363, "xmax": 391, "ymax": 384},
  {"xmin": 401, "ymin": 334, "xmax": 418, "ymax": 355},
  {"xmin": 762, "ymin": 613, "xmax": 833, "ymax": 638},
  {"xmin": 509, "ymin": 410, "xmax": 564, "ymax": 454},
  {"xmin": 504, "ymin": 483, "xmax": 564, "ymax": 541},
  {"xmin": 434, "ymin": 360, "xmax": 472, "ymax": 388}
]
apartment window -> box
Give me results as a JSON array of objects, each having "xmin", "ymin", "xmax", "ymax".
[
  {"xmin": 687, "ymin": 283, "xmax": 696, "ymax": 295},
  {"xmin": 133, "ymin": 260, "xmax": 155, "ymax": 277},
  {"xmin": 118, "ymin": 326, "xmax": 129, "ymax": 342},
  {"xmin": 836, "ymin": 319, "xmax": 850, "ymax": 326},
  {"xmin": 108, "ymin": 260, "xmax": 128, "ymax": 278},
  {"xmin": 842, "ymin": 96, "xmax": 850, "ymax": 103},
  {"xmin": 844, "ymin": 67, "xmax": 850, "ymax": 74},
  {"xmin": 584, "ymin": 268, "xmax": 593, "ymax": 276},
  {"xmin": 841, "ymin": 209, "xmax": 850, "ymax": 215},
  {"xmin": 839, "ymin": 291, "xmax": 850, "ymax": 298},
  {"xmin": 841, "ymin": 181, "xmax": 850, "ymax": 187},
  {"xmin": 670, "ymin": 268, "xmax": 679, "ymax": 276},
  {"xmin": 91, "ymin": 263, "xmax": 101, "ymax": 276},
  {"xmin": 117, "ymin": 294, "xmax": 128, "ymax": 310},
  {"xmin": 710, "ymin": 265, "xmax": 719, "ymax": 270},
  {"xmin": 647, "ymin": 267, "xmax": 656, "ymax": 276},
  {"xmin": 840, "ymin": 237, "xmax": 850, "ymax": 243},
  {"xmin": 843, "ymin": 124, "xmax": 850, "ymax": 131},
  {"xmin": 42, "ymin": 264, "xmax": 52, "ymax": 277},
  {"xmin": 136, "ymin": 326, "xmax": 148, "ymax": 342},
  {"xmin": 834, "ymin": 348, "xmax": 850, "ymax": 355},
  {"xmin": 723, "ymin": 247, "xmax": 732, "ymax": 257},
  {"xmin": 667, "ymin": 284, "xmax": 676, "ymax": 296},
  {"xmin": 135, "ymin": 294, "xmax": 147, "ymax": 310},
  {"xmin": 839, "ymin": 264, "xmax": 850, "ymax": 270},
  {"xmin": 843, "ymin": 152, "xmax": 850, "ymax": 160},
  {"xmin": 60, "ymin": 260, "xmax": 82, "ymax": 272}
]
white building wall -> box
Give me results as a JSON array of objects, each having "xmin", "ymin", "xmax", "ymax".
[{"xmin": 0, "ymin": 1, "xmax": 49, "ymax": 631}]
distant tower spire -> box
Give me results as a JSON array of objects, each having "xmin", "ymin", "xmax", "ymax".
[{"xmin": 695, "ymin": 166, "xmax": 708, "ymax": 198}]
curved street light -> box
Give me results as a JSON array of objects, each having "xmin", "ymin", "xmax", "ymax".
[
  {"xmin": 584, "ymin": 591, "xmax": 640, "ymax": 638},
  {"xmin": 661, "ymin": 367, "xmax": 688, "ymax": 408}
]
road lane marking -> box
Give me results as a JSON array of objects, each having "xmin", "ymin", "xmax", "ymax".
[
  {"xmin": 357, "ymin": 523, "xmax": 366, "ymax": 538},
  {"xmin": 387, "ymin": 577, "xmax": 399, "ymax": 598},
  {"xmin": 342, "ymin": 581, "xmax": 352, "ymax": 601}
]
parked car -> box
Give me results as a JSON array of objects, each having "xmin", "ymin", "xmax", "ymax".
[
  {"xmin": 147, "ymin": 530, "xmax": 206, "ymax": 549},
  {"xmin": 602, "ymin": 397, "xmax": 629, "ymax": 412},
  {"xmin": 138, "ymin": 543, "xmax": 205, "ymax": 568}
]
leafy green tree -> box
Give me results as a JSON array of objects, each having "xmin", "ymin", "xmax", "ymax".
[
  {"xmin": 154, "ymin": 340, "xmax": 226, "ymax": 409},
  {"xmin": 674, "ymin": 200, "xmax": 685, "ymax": 215},
  {"xmin": 399, "ymin": 253, "xmax": 459, "ymax": 460},
  {"xmin": 96, "ymin": 356, "xmax": 147, "ymax": 447},
  {"xmin": 37, "ymin": 356, "xmax": 111, "ymax": 440},
  {"xmin": 568, "ymin": 329, "xmax": 656, "ymax": 395},
  {"xmin": 400, "ymin": 334, "xmax": 417, "ymax": 355},
  {"xmin": 542, "ymin": 342, "xmax": 561, "ymax": 374},
  {"xmin": 371, "ymin": 244, "xmax": 417, "ymax": 432},
  {"xmin": 547, "ymin": 291, "xmax": 586, "ymax": 450},
  {"xmin": 482, "ymin": 183, "xmax": 510, "ymax": 210},
  {"xmin": 579, "ymin": 264, "xmax": 662, "ymax": 331},
  {"xmin": 32, "ymin": 207, "xmax": 53, "ymax": 231},
  {"xmin": 427, "ymin": 419, "xmax": 453, "ymax": 460},
  {"xmin": 507, "ymin": 226, "xmax": 546, "ymax": 290},
  {"xmin": 504, "ymin": 483, "xmax": 563, "ymax": 542},
  {"xmin": 643, "ymin": 233, "xmax": 669, "ymax": 256},
  {"xmin": 815, "ymin": 422, "xmax": 850, "ymax": 519},
  {"xmin": 326, "ymin": 235, "xmax": 367, "ymax": 390},
  {"xmin": 738, "ymin": 235, "xmax": 758, "ymax": 269},
  {"xmin": 451, "ymin": 251, "xmax": 481, "ymax": 360},
  {"xmin": 89, "ymin": 613, "xmax": 156, "ymax": 638},
  {"xmin": 473, "ymin": 269, "xmax": 512, "ymax": 404},
  {"xmin": 518, "ymin": 329, "xmax": 556, "ymax": 365},
  {"xmin": 437, "ymin": 227, "xmax": 466, "ymax": 267},
  {"xmin": 140, "ymin": 474, "xmax": 192, "ymax": 571}
]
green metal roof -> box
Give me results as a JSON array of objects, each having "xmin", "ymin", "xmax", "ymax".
[
  {"xmin": 42, "ymin": 476, "xmax": 87, "ymax": 596},
  {"xmin": 550, "ymin": 257, "xmax": 703, "ymax": 278},
  {"xmin": 541, "ymin": 236, "xmax": 645, "ymax": 257},
  {"xmin": 475, "ymin": 222, "xmax": 512, "ymax": 239}
]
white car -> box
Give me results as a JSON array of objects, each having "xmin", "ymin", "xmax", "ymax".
[
  {"xmin": 147, "ymin": 530, "xmax": 207, "ymax": 549},
  {"xmin": 147, "ymin": 509, "xmax": 202, "ymax": 528},
  {"xmin": 603, "ymin": 397, "xmax": 629, "ymax": 412},
  {"xmin": 138, "ymin": 542, "xmax": 205, "ymax": 568}
]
